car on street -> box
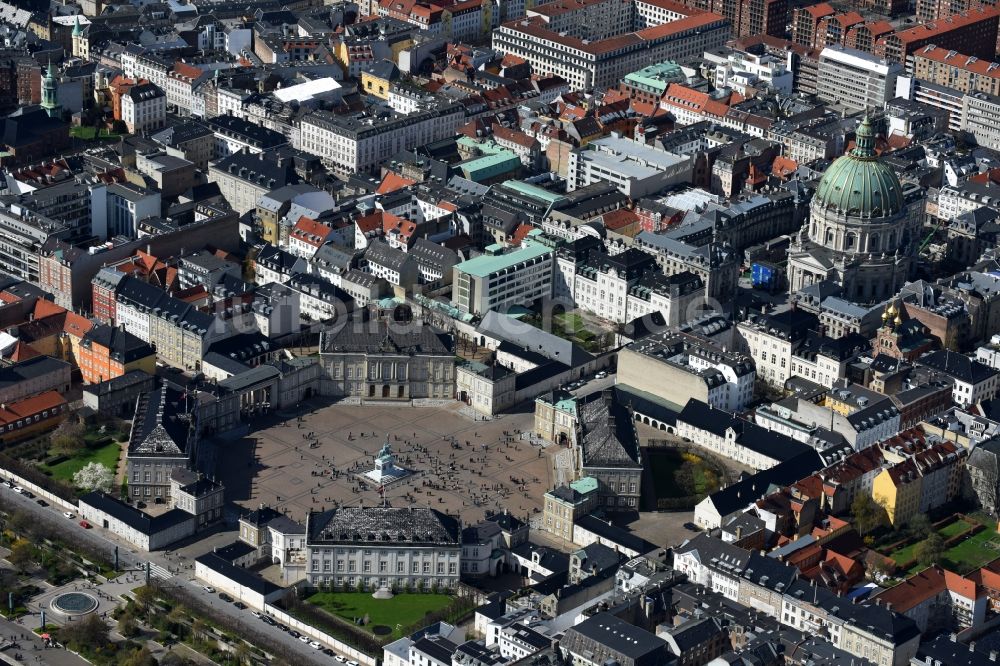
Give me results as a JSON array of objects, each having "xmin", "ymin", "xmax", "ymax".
[
  {"xmin": 683, "ymin": 522, "xmax": 700, "ymax": 531},
  {"xmin": 276, "ymin": 623, "xmax": 288, "ymax": 632},
  {"xmin": 12, "ymin": 486, "xmax": 23, "ymax": 493},
  {"xmin": 63, "ymin": 512, "xmax": 75, "ymax": 519},
  {"xmin": 334, "ymin": 657, "xmax": 346, "ymax": 664},
  {"xmin": 596, "ymin": 371, "xmax": 607, "ymax": 379},
  {"xmin": 322, "ymin": 648, "xmax": 335, "ymax": 657},
  {"xmin": 347, "ymin": 660, "xmax": 360, "ymax": 666},
  {"xmin": 35, "ymin": 499, "xmax": 47, "ymax": 507},
  {"xmin": 250, "ymin": 611, "xmax": 262, "ymax": 619},
  {"xmin": 234, "ymin": 602, "xmax": 247, "ymax": 610},
  {"xmin": 288, "ymin": 630, "xmax": 301, "ymax": 639},
  {"xmin": 219, "ymin": 593, "xmax": 233, "ymax": 603},
  {"xmin": 309, "ymin": 641, "xmax": 322, "ymax": 650},
  {"xmin": 202, "ymin": 585, "xmax": 216, "ymax": 594},
  {"xmin": 261, "ymin": 615, "xmax": 276, "ymax": 626},
  {"xmin": 79, "ymin": 520, "xmax": 92, "ymax": 529},
  {"xmin": 298, "ymin": 635, "xmax": 310, "ymax": 644}
]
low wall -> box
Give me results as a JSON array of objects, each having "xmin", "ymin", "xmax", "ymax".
[
  {"xmin": 0, "ymin": 466, "xmax": 78, "ymax": 513},
  {"xmin": 262, "ymin": 604, "xmax": 377, "ymax": 666}
]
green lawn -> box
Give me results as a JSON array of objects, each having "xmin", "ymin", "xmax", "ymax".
[
  {"xmin": 43, "ymin": 441, "xmax": 121, "ymax": 481},
  {"xmin": 70, "ymin": 126, "xmax": 96, "ymax": 139},
  {"xmin": 890, "ymin": 522, "xmax": 1000, "ymax": 575},
  {"xmin": 942, "ymin": 528, "xmax": 1000, "ymax": 574},
  {"xmin": 939, "ymin": 519, "xmax": 973, "ymax": 538},
  {"xmin": 306, "ymin": 592, "xmax": 454, "ymax": 636}
]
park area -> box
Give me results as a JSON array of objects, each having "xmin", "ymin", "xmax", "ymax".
[
  {"xmin": 646, "ymin": 447, "xmax": 723, "ymax": 510},
  {"xmin": 305, "ymin": 591, "xmax": 456, "ymax": 638},
  {"xmin": 885, "ymin": 516, "xmax": 1000, "ymax": 575}
]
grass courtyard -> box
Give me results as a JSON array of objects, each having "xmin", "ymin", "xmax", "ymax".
[
  {"xmin": 305, "ymin": 592, "xmax": 456, "ymax": 638},
  {"xmin": 42, "ymin": 440, "xmax": 121, "ymax": 482},
  {"xmin": 888, "ymin": 519, "xmax": 1000, "ymax": 575}
]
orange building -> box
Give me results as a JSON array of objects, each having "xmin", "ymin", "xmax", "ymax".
[
  {"xmin": 0, "ymin": 390, "xmax": 68, "ymax": 444},
  {"xmin": 78, "ymin": 323, "xmax": 156, "ymax": 385},
  {"xmin": 108, "ymin": 75, "xmax": 150, "ymax": 121}
]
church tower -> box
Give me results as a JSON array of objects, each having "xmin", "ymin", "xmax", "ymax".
[{"xmin": 41, "ymin": 61, "xmax": 62, "ymax": 119}]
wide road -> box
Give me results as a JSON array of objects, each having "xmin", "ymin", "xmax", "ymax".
[{"xmin": 0, "ymin": 483, "xmax": 335, "ymax": 666}]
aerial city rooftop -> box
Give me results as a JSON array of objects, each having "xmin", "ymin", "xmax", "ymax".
[{"xmin": 2, "ymin": 0, "xmax": 1000, "ymax": 664}]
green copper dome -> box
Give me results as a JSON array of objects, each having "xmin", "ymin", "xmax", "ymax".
[{"xmin": 812, "ymin": 117, "xmax": 904, "ymax": 219}]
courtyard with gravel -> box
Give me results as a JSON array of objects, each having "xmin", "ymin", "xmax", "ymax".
[{"xmin": 216, "ymin": 400, "xmax": 553, "ymax": 526}]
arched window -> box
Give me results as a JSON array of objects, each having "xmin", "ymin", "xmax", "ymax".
[
  {"xmin": 846, "ymin": 233, "xmax": 856, "ymax": 250},
  {"xmin": 826, "ymin": 229, "xmax": 834, "ymax": 244}
]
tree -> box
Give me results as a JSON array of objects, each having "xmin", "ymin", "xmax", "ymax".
[
  {"xmin": 73, "ymin": 462, "xmax": 114, "ymax": 493},
  {"xmin": 51, "ymin": 420, "xmax": 86, "ymax": 456},
  {"xmin": 8, "ymin": 542, "xmax": 38, "ymax": 573},
  {"xmin": 58, "ymin": 613, "xmax": 109, "ymax": 651},
  {"xmin": 117, "ymin": 614, "xmax": 139, "ymax": 638},
  {"xmin": 121, "ymin": 646, "xmax": 157, "ymax": 666},
  {"xmin": 850, "ymin": 493, "xmax": 882, "ymax": 534},
  {"xmin": 908, "ymin": 513, "xmax": 932, "ymax": 539},
  {"xmin": 915, "ymin": 533, "xmax": 946, "ymax": 567}
]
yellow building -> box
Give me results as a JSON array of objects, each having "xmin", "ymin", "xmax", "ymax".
[
  {"xmin": 872, "ymin": 462, "xmax": 922, "ymax": 527},
  {"xmin": 823, "ymin": 382, "xmax": 887, "ymax": 417},
  {"xmin": 360, "ymin": 60, "xmax": 400, "ymax": 99}
]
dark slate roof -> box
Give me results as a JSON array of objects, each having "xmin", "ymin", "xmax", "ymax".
[
  {"xmin": 668, "ymin": 617, "xmax": 725, "ymax": 652},
  {"xmin": 579, "ymin": 389, "xmax": 641, "ymax": 468},
  {"xmin": 364, "ymin": 240, "xmax": 412, "ymax": 272},
  {"xmin": 79, "ymin": 491, "xmax": 192, "ymax": 535},
  {"xmin": 678, "ymin": 399, "xmax": 810, "ymax": 461},
  {"xmin": 574, "ymin": 515, "xmax": 656, "ymax": 554},
  {"xmin": 0, "ymin": 356, "xmax": 69, "ymax": 392},
  {"xmin": 307, "ymin": 506, "xmax": 461, "ymax": 546},
  {"xmin": 915, "ymin": 634, "xmax": 1000, "ymax": 666},
  {"xmin": 564, "ymin": 613, "xmax": 666, "ymax": 661},
  {"xmin": 702, "ymin": 450, "xmax": 826, "ymax": 517},
  {"xmin": 194, "ymin": 552, "xmax": 284, "ymax": 596},
  {"xmin": 918, "ymin": 349, "xmax": 997, "ymax": 384},
  {"xmin": 412, "ymin": 636, "xmax": 458, "ymax": 663},
  {"xmin": 321, "ymin": 320, "xmax": 451, "ymax": 355},
  {"xmin": 82, "ymin": 324, "xmax": 155, "ymax": 364},
  {"xmin": 214, "ymin": 540, "xmax": 258, "ymax": 562},
  {"xmin": 410, "ymin": 238, "xmax": 458, "ymax": 271},
  {"xmin": 127, "ymin": 387, "xmax": 193, "ymax": 457}
]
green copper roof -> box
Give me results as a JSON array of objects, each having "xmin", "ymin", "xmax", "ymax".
[
  {"xmin": 813, "ymin": 116, "xmax": 904, "ymax": 219},
  {"xmin": 72, "ymin": 15, "xmax": 83, "ymax": 36}
]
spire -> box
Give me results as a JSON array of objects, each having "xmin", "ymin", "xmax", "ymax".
[
  {"xmin": 72, "ymin": 15, "xmax": 83, "ymax": 37},
  {"xmin": 852, "ymin": 114, "xmax": 876, "ymax": 159}
]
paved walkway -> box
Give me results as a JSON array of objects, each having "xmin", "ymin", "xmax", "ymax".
[{"xmin": 0, "ymin": 616, "xmax": 88, "ymax": 666}]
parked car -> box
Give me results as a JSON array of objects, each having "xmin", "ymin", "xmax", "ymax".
[
  {"xmin": 12, "ymin": 486, "xmax": 23, "ymax": 494},
  {"xmin": 79, "ymin": 520, "xmax": 92, "ymax": 529},
  {"xmin": 261, "ymin": 615, "xmax": 276, "ymax": 626},
  {"xmin": 63, "ymin": 512, "xmax": 75, "ymax": 519},
  {"xmin": 219, "ymin": 593, "xmax": 233, "ymax": 603},
  {"xmin": 250, "ymin": 611, "xmax": 262, "ymax": 619},
  {"xmin": 234, "ymin": 602, "xmax": 247, "ymax": 610},
  {"xmin": 35, "ymin": 499, "xmax": 47, "ymax": 507},
  {"xmin": 309, "ymin": 641, "xmax": 322, "ymax": 650},
  {"xmin": 22, "ymin": 491, "xmax": 33, "ymax": 499},
  {"xmin": 298, "ymin": 635, "xmax": 310, "ymax": 644},
  {"xmin": 202, "ymin": 585, "xmax": 216, "ymax": 594},
  {"xmin": 334, "ymin": 657, "xmax": 346, "ymax": 664},
  {"xmin": 288, "ymin": 630, "xmax": 300, "ymax": 639},
  {"xmin": 322, "ymin": 648, "xmax": 335, "ymax": 657},
  {"xmin": 347, "ymin": 660, "xmax": 360, "ymax": 666},
  {"xmin": 595, "ymin": 371, "xmax": 607, "ymax": 379},
  {"xmin": 683, "ymin": 522, "xmax": 700, "ymax": 531}
]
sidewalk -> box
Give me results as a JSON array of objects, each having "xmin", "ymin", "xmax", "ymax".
[{"xmin": 0, "ymin": 616, "xmax": 88, "ymax": 666}]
